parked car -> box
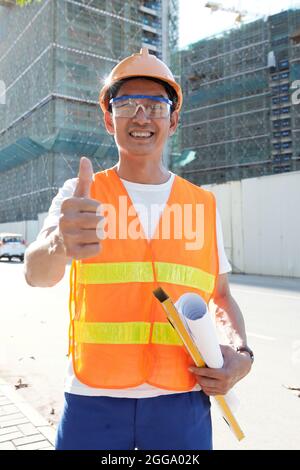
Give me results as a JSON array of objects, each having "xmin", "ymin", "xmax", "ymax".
[{"xmin": 0, "ymin": 233, "xmax": 26, "ymax": 262}]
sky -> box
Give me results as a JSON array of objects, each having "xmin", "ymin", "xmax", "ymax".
[{"xmin": 179, "ymin": 0, "xmax": 300, "ymax": 48}]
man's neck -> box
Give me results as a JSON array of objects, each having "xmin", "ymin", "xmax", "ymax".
[{"xmin": 114, "ymin": 160, "xmax": 170, "ymax": 184}]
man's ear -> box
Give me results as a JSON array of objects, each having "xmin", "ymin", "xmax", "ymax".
[
  {"xmin": 104, "ymin": 111, "xmax": 115, "ymax": 135},
  {"xmin": 169, "ymin": 110, "xmax": 179, "ymax": 137}
]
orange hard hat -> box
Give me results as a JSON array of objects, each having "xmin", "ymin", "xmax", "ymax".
[{"xmin": 99, "ymin": 47, "xmax": 183, "ymax": 113}]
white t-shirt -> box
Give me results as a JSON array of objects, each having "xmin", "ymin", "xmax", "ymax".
[{"xmin": 40, "ymin": 171, "xmax": 231, "ymax": 398}]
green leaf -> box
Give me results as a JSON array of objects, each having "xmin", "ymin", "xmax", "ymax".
[{"xmin": 16, "ymin": 0, "xmax": 42, "ymax": 7}]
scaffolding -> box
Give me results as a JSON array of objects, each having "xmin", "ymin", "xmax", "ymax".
[
  {"xmin": 176, "ymin": 9, "xmax": 300, "ymax": 185},
  {"xmin": 0, "ymin": 0, "xmax": 178, "ymax": 222}
]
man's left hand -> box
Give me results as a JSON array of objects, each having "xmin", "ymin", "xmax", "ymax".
[{"xmin": 188, "ymin": 345, "xmax": 252, "ymax": 396}]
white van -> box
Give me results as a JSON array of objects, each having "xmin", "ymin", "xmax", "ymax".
[{"xmin": 0, "ymin": 233, "xmax": 26, "ymax": 262}]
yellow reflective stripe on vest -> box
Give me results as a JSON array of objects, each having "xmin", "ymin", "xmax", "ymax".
[
  {"xmin": 74, "ymin": 321, "xmax": 151, "ymax": 344},
  {"xmin": 77, "ymin": 262, "xmax": 215, "ymax": 293},
  {"xmin": 152, "ymin": 322, "xmax": 183, "ymax": 346},
  {"xmin": 155, "ymin": 261, "xmax": 215, "ymax": 294},
  {"xmin": 78, "ymin": 262, "xmax": 154, "ymax": 284},
  {"xmin": 74, "ymin": 321, "xmax": 183, "ymax": 346}
]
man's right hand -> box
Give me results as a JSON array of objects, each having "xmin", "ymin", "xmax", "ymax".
[{"xmin": 58, "ymin": 157, "xmax": 103, "ymax": 260}]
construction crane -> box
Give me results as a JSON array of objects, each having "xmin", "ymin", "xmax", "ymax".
[{"xmin": 205, "ymin": 2, "xmax": 252, "ymax": 24}]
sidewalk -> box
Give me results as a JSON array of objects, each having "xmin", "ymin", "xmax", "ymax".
[{"xmin": 0, "ymin": 378, "xmax": 55, "ymax": 450}]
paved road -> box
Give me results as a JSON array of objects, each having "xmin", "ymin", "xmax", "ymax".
[
  {"xmin": 0, "ymin": 260, "xmax": 69, "ymax": 429},
  {"xmin": 0, "ymin": 260, "xmax": 299, "ymax": 449}
]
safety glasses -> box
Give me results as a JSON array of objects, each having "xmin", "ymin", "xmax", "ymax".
[{"xmin": 109, "ymin": 94, "xmax": 172, "ymax": 119}]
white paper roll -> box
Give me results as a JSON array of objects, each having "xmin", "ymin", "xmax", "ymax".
[{"xmin": 175, "ymin": 293, "xmax": 240, "ymax": 411}]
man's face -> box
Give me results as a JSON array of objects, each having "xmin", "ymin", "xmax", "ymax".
[{"xmin": 104, "ymin": 78, "xmax": 178, "ymax": 159}]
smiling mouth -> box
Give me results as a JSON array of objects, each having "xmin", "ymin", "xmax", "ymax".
[{"xmin": 129, "ymin": 131, "xmax": 154, "ymax": 139}]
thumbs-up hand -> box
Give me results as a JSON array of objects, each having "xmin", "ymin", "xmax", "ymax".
[
  {"xmin": 59, "ymin": 157, "xmax": 103, "ymax": 260},
  {"xmin": 73, "ymin": 156, "xmax": 93, "ymax": 198}
]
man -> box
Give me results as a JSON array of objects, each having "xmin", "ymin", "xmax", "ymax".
[{"xmin": 25, "ymin": 48, "xmax": 253, "ymax": 450}]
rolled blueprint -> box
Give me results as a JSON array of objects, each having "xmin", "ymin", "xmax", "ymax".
[{"xmin": 175, "ymin": 293, "xmax": 239, "ymax": 411}]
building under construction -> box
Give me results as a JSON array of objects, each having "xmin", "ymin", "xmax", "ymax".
[
  {"xmin": 0, "ymin": 0, "xmax": 178, "ymax": 223},
  {"xmin": 176, "ymin": 9, "xmax": 300, "ymax": 185}
]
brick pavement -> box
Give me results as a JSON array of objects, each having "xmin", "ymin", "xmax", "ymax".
[{"xmin": 0, "ymin": 378, "xmax": 55, "ymax": 450}]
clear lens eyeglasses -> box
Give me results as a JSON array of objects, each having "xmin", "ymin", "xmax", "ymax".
[{"xmin": 110, "ymin": 94, "xmax": 172, "ymax": 119}]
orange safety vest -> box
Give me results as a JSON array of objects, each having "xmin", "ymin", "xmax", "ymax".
[{"xmin": 69, "ymin": 168, "xmax": 219, "ymax": 390}]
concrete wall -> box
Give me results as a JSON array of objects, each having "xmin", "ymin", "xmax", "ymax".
[
  {"xmin": 0, "ymin": 220, "xmax": 38, "ymax": 245},
  {"xmin": 0, "ymin": 212, "xmax": 48, "ymax": 245},
  {"xmin": 205, "ymin": 170, "xmax": 300, "ymax": 278}
]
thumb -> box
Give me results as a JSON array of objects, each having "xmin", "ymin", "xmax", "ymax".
[{"xmin": 74, "ymin": 157, "xmax": 94, "ymax": 198}]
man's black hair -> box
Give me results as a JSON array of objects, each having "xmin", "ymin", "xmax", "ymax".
[{"xmin": 107, "ymin": 76, "xmax": 178, "ymax": 113}]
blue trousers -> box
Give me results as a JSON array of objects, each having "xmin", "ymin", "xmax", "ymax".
[{"xmin": 55, "ymin": 391, "xmax": 212, "ymax": 450}]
